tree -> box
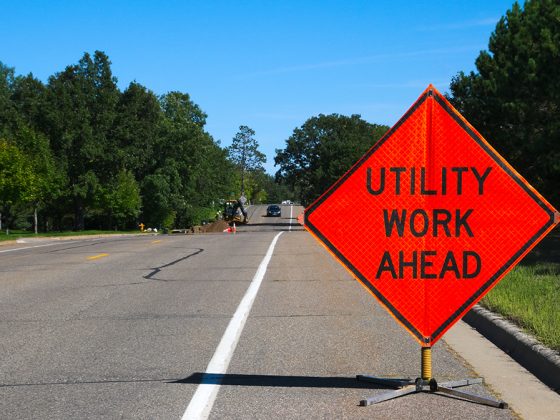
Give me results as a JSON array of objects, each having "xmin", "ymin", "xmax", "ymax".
[
  {"xmin": 44, "ymin": 51, "xmax": 119, "ymax": 229},
  {"xmin": 448, "ymin": 0, "xmax": 560, "ymax": 207},
  {"xmin": 246, "ymin": 170, "xmax": 293, "ymax": 204},
  {"xmin": 11, "ymin": 126, "xmax": 61, "ymax": 233},
  {"xmin": 0, "ymin": 53, "xmax": 241, "ymax": 231},
  {"xmin": 112, "ymin": 82, "xmax": 162, "ymax": 180},
  {"xmin": 141, "ymin": 163, "xmax": 182, "ymax": 228},
  {"xmin": 0, "ymin": 140, "xmax": 39, "ymax": 231},
  {"xmin": 102, "ymin": 170, "xmax": 141, "ymax": 229},
  {"xmin": 160, "ymin": 91, "xmax": 207, "ymax": 128},
  {"xmin": 11, "ymin": 73, "xmax": 47, "ymax": 131},
  {"xmin": 156, "ymin": 91, "xmax": 235, "ymax": 226},
  {"xmin": 0, "ymin": 62, "xmax": 20, "ymax": 141},
  {"xmin": 0, "ymin": 69, "xmax": 61, "ymax": 233},
  {"xmin": 275, "ymin": 114, "xmax": 388, "ymax": 205},
  {"xmin": 227, "ymin": 125, "xmax": 266, "ymax": 196}
]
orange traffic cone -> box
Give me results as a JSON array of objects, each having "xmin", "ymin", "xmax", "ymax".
[{"xmin": 223, "ymin": 223, "xmax": 236, "ymax": 233}]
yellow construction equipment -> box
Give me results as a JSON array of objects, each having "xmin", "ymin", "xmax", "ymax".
[{"xmin": 222, "ymin": 200, "xmax": 248, "ymax": 224}]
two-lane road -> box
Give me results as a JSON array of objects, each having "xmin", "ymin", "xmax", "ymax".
[{"xmin": 0, "ymin": 205, "xmax": 514, "ymax": 419}]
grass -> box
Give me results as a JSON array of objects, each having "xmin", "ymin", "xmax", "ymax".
[
  {"xmin": 480, "ymin": 262, "xmax": 560, "ymax": 352},
  {"xmin": 0, "ymin": 229, "xmax": 141, "ymax": 242}
]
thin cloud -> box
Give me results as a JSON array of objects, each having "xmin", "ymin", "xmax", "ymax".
[
  {"xmin": 251, "ymin": 112, "xmax": 300, "ymax": 120},
  {"xmin": 416, "ymin": 18, "xmax": 498, "ymax": 32},
  {"xmin": 348, "ymin": 80, "xmax": 450, "ymax": 89},
  {"xmin": 238, "ymin": 46, "xmax": 483, "ymax": 78}
]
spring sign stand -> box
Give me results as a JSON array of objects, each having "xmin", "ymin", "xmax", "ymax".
[
  {"xmin": 357, "ymin": 346, "xmax": 507, "ymax": 408},
  {"xmin": 303, "ymin": 85, "xmax": 557, "ymax": 411}
]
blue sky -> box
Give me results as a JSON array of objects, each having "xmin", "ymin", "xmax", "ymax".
[{"xmin": 1, "ymin": 0, "xmax": 515, "ymax": 173}]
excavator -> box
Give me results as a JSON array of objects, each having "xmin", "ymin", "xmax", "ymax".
[{"xmin": 222, "ymin": 199, "xmax": 249, "ymax": 224}]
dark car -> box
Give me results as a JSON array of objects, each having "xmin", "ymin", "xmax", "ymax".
[{"xmin": 266, "ymin": 204, "xmax": 281, "ymax": 217}]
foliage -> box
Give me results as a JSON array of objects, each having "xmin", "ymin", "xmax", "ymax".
[
  {"xmin": 141, "ymin": 167, "xmax": 181, "ymax": 228},
  {"xmin": 481, "ymin": 262, "xmax": 560, "ymax": 351},
  {"xmin": 38, "ymin": 51, "xmax": 121, "ymax": 229},
  {"xmin": 157, "ymin": 92, "xmax": 236, "ymax": 226},
  {"xmin": 245, "ymin": 170, "xmax": 292, "ymax": 204},
  {"xmin": 112, "ymin": 82, "xmax": 162, "ymax": 180},
  {"xmin": 0, "ymin": 63, "xmax": 17, "ymax": 139},
  {"xmin": 0, "ymin": 140, "xmax": 38, "ymax": 205},
  {"xmin": 227, "ymin": 125, "xmax": 266, "ymax": 196},
  {"xmin": 448, "ymin": 0, "xmax": 560, "ymax": 208},
  {"xmin": 0, "ymin": 51, "xmax": 246, "ymax": 231},
  {"xmin": 103, "ymin": 170, "xmax": 142, "ymax": 229},
  {"xmin": 275, "ymin": 114, "xmax": 389, "ymax": 205}
]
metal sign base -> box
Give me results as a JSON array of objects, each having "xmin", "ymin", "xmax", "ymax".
[
  {"xmin": 357, "ymin": 347, "xmax": 507, "ymax": 409},
  {"xmin": 357, "ymin": 376, "xmax": 507, "ymax": 408}
]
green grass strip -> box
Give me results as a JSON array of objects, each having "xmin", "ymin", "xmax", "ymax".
[{"xmin": 481, "ymin": 262, "xmax": 560, "ymax": 352}]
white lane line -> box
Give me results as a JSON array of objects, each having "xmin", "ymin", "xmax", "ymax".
[
  {"xmin": 0, "ymin": 237, "xmax": 108, "ymax": 254},
  {"xmin": 182, "ymin": 231, "xmax": 284, "ymax": 420},
  {"xmin": 0, "ymin": 242, "xmax": 63, "ymax": 254},
  {"xmin": 289, "ymin": 205, "xmax": 293, "ymax": 231}
]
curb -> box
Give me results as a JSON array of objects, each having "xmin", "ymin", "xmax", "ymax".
[{"xmin": 463, "ymin": 305, "xmax": 560, "ymax": 392}]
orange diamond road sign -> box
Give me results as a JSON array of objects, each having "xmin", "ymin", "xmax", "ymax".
[{"xmin": 305, "ymin": 85, "xmax": 558, "ymax": 346}]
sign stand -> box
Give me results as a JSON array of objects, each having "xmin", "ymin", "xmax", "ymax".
[
  {"xmin": 357, "ymin": 346, "xmax": 507, "ymax": 408},
  {"xmin": 304, "ymin": 85, "xmax": 558, "ymax": 411}
]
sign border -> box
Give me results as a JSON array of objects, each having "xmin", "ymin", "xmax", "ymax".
[{"xmin": 304, "ymin": 87, "xmax": 557, "ymax": 345}]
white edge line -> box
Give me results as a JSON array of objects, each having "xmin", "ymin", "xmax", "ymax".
[
  {"xmin": 0, "ymin": 242, "xmax": 64, "ymax": 254},
  {"xmin": 182, "ymin": 231, "xmax": 284, "ymax": 420},
  {"xmin": 0, "ymin": 236, "xmax": 134, "ymax": 254}
]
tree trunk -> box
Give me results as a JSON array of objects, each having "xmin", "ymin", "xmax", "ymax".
[
  {"xmin": 74, "ymin": 200, "xmax": 85, "ymax": 231},
  {"xmin": 34, "ymin": 205, "xmax": 38, "ymax": 235},
  {"xmin": 241, "ymin": 148, "xmax": 246, "ymax": 194},
  {"xmin": 0, "ymin": 211, "xmax": 2, "ymax": 231}
]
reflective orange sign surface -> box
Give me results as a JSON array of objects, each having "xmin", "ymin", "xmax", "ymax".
[{"xmin": 305, "ymin": 85, "xmax": 558, "ymax": 346}]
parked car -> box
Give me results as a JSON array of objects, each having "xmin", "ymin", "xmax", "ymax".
[
  {"xmin": 282, "ymin": 200, "xmax": 293, "ymax": 205},
  {"xmin": 266, "ymin": 204, "xmax": 281, "ymax": 217}
]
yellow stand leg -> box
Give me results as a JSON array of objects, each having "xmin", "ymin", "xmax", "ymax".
[{"xmin": 421, "ymin": 346, "xmax": 432, "ymax": 380}]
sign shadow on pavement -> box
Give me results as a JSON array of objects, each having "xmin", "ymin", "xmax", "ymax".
[{"xmin": 304, "ymin": 85, "xmax": 558, "ymax": 408}]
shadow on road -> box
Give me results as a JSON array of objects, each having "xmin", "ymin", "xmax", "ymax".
[
  {"xmin": 248, "ymin": 222, "xmax": 296, "ymax": 227},
  {"xmin": 172, "ymin": 372, "xmax": 390, "ymax": 390},
  {"xmin": 144, "ymin": 248, "xmax": 204, "ymax": 281}
]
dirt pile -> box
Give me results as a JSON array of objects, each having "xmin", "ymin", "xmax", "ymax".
[{"xmin": 198, "ymin": 220, "xmax": 230, "ymax": 233}]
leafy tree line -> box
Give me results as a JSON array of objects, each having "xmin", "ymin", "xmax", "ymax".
[
  {"xmin": 0, "ymin": 51, "xmax": 281, "ymax": 232},
  {"xmin": 276, "ymin": 0, "xmax": 560, "ymax": 209},
  {"xmin": 275, "ymin": 114, "xmax": 389, "ymax": 205},
  {"xmin": 449, "ymin": 0, "xmax": 560, "ymax": 208}
]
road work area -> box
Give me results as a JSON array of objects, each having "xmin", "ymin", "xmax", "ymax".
[{"xmin": 0, "ymin": 205, "xmax": 557, "ymax": 419}]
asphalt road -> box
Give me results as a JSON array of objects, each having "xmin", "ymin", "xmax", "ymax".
[{"xmin": 0, "ymin": 204, "xmax": 515, "ymax": 419}]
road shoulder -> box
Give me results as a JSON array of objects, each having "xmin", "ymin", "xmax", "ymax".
[
  {"xmin": 444, "ymin": 320, "xmax": 560, "ymax": 420},
  {"xmin": 464, "ymin": 305, "xmax": 560, "ymax": 391}
]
